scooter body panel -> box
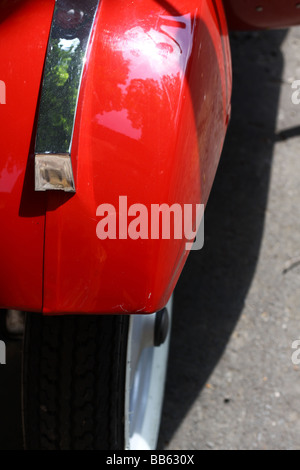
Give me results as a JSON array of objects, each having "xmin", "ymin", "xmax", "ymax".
[{"xmin": 0, "ymin": 0, "xmax": 231, "ymax": 314}]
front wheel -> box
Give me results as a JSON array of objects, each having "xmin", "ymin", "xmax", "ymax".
[{"xmin": 22, "ymin": 298, "xmax": 172, "ymax": 450}]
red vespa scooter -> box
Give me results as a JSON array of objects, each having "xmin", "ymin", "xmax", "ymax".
[{"xmin": 0, "ymin": 0, "xmax": 299, "ymax": 450}]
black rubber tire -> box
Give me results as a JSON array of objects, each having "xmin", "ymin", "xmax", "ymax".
[{"xmin": 22, "ymin": 313, "xmax": 129, "ymax": 450}]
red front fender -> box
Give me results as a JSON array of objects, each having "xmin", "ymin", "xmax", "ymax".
[{"xmin": 0, "ymin": 0, "xmax": 231, "ymax": 314}]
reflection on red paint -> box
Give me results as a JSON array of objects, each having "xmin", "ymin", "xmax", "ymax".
[{"xmin": 42, "ymin": 0, "xmax": 232, "ymax": 314}]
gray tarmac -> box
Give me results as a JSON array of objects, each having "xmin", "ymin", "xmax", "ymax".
[{"xmin": 159, "ymin": 26, "xmax": 300, "ymax": 450}]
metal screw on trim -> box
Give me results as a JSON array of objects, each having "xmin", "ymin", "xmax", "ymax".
[{"xmin": 256, "ymin": 6, "xmax": 263, "ymax": 12}]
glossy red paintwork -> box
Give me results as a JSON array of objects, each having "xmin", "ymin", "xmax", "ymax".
[
  {"xmin": 2, "ymin": 0, "xmax": 299, "ymax": 315},
  {"xmin": 224, "ymin": 0, "xmax": 300, "ymax": 30},
  {"xmin": 0, "ymin": 0, "xmax": 54, "ymax": 312},
  {"xmin": 42, "ymin": 0, "xmax": 232, "ymax": 314},
  {"xmin": 0, "ymin": 0, "xmax": 231, "ymax": 314}
]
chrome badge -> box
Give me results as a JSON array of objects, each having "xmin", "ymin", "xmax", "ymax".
[{"xmin": 35, "ymin": 0, "xmax": 100, "ymax": 192}]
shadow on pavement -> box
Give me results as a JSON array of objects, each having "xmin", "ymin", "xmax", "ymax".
[{"xmin": 158, "ymin": 28, "xmax": 287, "ymax": 448}]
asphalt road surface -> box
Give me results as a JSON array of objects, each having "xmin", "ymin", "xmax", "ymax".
[
  {"xmin": 159, "ymin": 26, "xmax": 300, "ymax": 450},
  {"xmin": 1, "ymin": 27, "xmax": 300, "ymax": 450}
]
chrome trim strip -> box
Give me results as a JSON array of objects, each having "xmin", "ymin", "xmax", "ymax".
[{"xmin": 35, "ymin": 0, "xmax": 100, "ymax": 192}]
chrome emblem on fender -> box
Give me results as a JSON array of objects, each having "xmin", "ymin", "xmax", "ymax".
[{"xmin": 35, "ymin": 0, "xmax": 100, "ymax": 192}]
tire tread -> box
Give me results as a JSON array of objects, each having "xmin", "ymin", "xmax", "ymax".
[{"xmin": 23, "ymin": 314, "xmax": 129, "ymax": 450}]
